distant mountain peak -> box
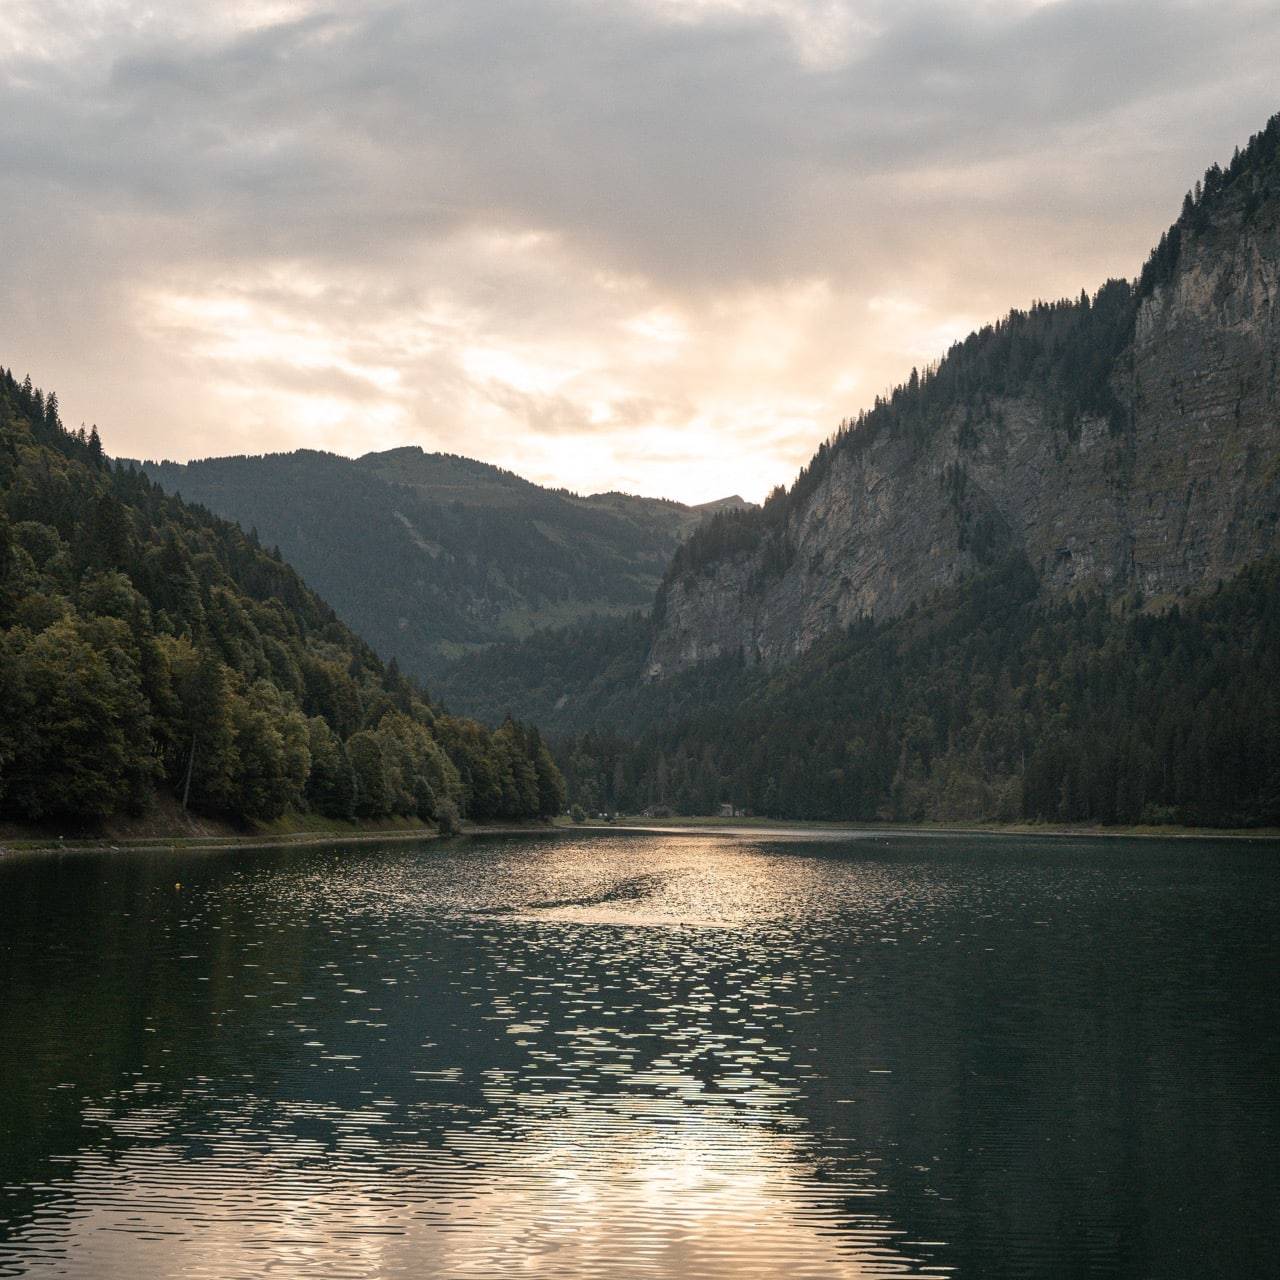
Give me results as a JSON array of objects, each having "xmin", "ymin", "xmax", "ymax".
[
  {"xmin": 693, "ymin": 494, "xmax": 751, "ymax": 512},
  {"xmin": 365, "ymin": 444, "xmax": 425, "ymax": 460}
]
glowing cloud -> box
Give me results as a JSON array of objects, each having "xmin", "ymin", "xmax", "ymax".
[{"xmin": 1, "ymin": 1, "xmax": 1277, "ymax": 500}]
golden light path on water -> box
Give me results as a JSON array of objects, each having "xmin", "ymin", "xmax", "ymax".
[
  {"xmin": 22, "ymin": 1092, "xmax": 917, "ymax": 1278},
  {"xmin": 5, "ymin": 827, "xmax": 1277, "ymax": 1278},
  {"xmin": 4, "ymin": 832, "xmax": 949, "ymax": 1278}
]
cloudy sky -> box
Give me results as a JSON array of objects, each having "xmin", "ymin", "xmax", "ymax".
[{"xmin": 2, "ymin": 1, "xmax": 1277, "ymax": 503}]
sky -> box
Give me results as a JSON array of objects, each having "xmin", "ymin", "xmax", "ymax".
[{"xmin": 2, "ymin": 2, "xmax": 1277, "ymax": 504}]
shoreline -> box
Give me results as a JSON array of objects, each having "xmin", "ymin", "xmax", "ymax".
[
  {"xmin": 563, "ymin": 815, "xmax": 1280, "ymax": 843},
  {"xmin": 0, "ymin": 818, "xmax": 556, "ymax": 858},
  {"xmin": 7, "ymin": 813, "xmax": 1277, "ymax": 858}
]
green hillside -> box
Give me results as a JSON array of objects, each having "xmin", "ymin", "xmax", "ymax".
[
  {"xmin": 133, "ymin": 447, "xmax": 747, "ymax": 680},
  {"xmin": 0, "ymin": 371, "xmax": 563, "ymax": 830}
]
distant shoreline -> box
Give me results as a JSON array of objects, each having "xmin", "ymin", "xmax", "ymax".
[{"xmin": 562, "ymin": 815, "xmax": 1280, "ymax": 843}]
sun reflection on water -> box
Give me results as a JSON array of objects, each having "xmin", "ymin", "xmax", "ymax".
[{"xmin": 3, "ymin": 829, "xmax": 1275, "ymax": 1278}]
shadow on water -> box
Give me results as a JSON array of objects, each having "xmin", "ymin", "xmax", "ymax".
[{"xmin": 1, "ymin": 829, "xmax": 1278, "ymax": 1278}]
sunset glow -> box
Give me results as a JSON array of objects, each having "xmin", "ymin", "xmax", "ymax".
[{"xmin": 3, "ymin": 0, "xmax": 1277, "ymax": 501}]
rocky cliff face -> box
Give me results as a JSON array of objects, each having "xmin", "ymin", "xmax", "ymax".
[{"xmin": 647, "ymin": 133, "xmax": 1280, "ymax": 678}]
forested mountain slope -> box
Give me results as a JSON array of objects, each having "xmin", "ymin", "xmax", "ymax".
[
  {"xmin": 133, "ymin": 447, "xmax": 747, "ymax": 680},
  {"xmin": 648, "ymin": 112, "xmax": 1280, "ymax": 676},
  {"xmin": 436, "ymin": 113, "xmax": 1280, "ymax": 828},
  {"xmin": 0, "ymin": 371, "xmax": 563, "ymax": 829},
  {"xmin": 558, "ymin": 556, "xmax": 1280, "ymax": 827},
  {"xmin": 434, "ymin": 552, "xmax": 1280, "ymax": 828}
]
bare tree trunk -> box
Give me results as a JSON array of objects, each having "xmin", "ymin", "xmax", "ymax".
[{"xmin": 182, "ymin": 733, "xmax": 197, "ymax": 810}]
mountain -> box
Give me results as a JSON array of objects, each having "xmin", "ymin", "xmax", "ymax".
[
  {"xmin": 0, "ymin": 371, "xmax": 564, "ymax": 830},
  {"xmin": 647, "ymin": 114, "xmax": 1280, "ymax": 676},
  {"xmin": 131, "ymin": 446, "xmax": 749, "ymax": 680},
  {"xmin": 435, "ymin": 112, "xmax": 1280, "ymax": 829}
]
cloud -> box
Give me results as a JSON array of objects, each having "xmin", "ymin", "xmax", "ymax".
[{"xmin": 1, "ymin": 1, "xmax": 1277, "ymax": 501}]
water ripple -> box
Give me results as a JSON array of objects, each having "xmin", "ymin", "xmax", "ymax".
[{"xmin": 1, "ymin": 829, "xmax": 1277, "ymax": 1278}]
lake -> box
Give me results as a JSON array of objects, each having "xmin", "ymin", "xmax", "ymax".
[{"xmin": 1, "ymin": 828, "xmax": 1277, "ymax": 1278}]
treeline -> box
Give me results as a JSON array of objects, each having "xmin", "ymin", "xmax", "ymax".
[
  {"xmin": 0, "ymin": 370, "xmax": 564, "ymax": 828},
  {"xmin": 558, "ymin": 556, "xmax": 1280, "ymax": 829},
  {"xmin": 1137, "ymin": 109, "xmax": 1280, "ymax": 297}
]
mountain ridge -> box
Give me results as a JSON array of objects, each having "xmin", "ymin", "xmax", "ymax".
[
  {"xmin": 428, "ymin": 111, "xmax": 1280, "ymax": 828},
  {"xmin": 645, "ymin": 111, "xmax": 1280, "ymax": 677},
  {"xmin": 129, "ymin": 445, "xmax": 753, "ymax": 681}
]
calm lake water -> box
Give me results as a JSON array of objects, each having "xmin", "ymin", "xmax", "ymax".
[{"xmin": 1, "ymin": 829, "xmax": 1277, "ymax": 1278}]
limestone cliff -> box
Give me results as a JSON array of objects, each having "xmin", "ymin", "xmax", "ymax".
[{"xmin": 647, "ymin": 117, "xmax": 1280, "ymax": 678}]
